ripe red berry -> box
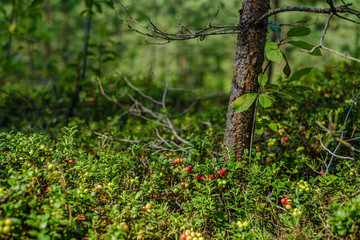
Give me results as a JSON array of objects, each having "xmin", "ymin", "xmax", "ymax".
[
  {"xmin": 284, "ymin": 137, "xmax": 289, "ymax": 141},
  {"xmin": 281, "ymin": 197, "xmax": 290, "ymax": 204},
  {"xmin": 174, "ymin": 159, "xmax": 178, "ymax": 165},
  {"xmin": 68, "ymin": 159, "xmax": 73, "ymax": 164},
  {"xmin": 210, "ymin": 175, "xmax": 215, "ymax": 180},
  {"xmin": 219, "ymin": 171, "xmax": 225, "ymax": 177},
  {"xmin": 181, "ymin": 233, "xmax": 187, "ymax": 240},
  {"xmin": 142, "ymin": 205, "xmax": 147, "ymax": 211},
  {"xmin": 46, "ymin": 186, "xmax": 50, "ymax": 193},
  {"xmin": 221, "ymin": 168, "xmax": 226, "ymax": 173},
  {"xmin": 256, "ymin": 147, "xmax": 261, "ymax": 152},
  {"xmin": 196, "ymin": 175, "xmax": 201, "ymax": 180},
  {"xmin": 181, "ymin": 182, "xmax": 186, "ymax": 189},
  {"xmin": 185, "ymin": 166, "xmax": 191, "ymax": 172},
  {"xmin": 179, "ymin": 158, "xmax": 183, "ymax": 164},
  {"xmin": 320, "ymin": 170, "xmax": 326, "ymax": 176},
  {"xmin": 200, "ymin": 176, "xmax": 205, "ymax": 181}
]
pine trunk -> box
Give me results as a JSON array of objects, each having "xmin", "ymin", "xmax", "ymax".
[{"xmin": 223, "ymin": 0, "xmax": 270, "ymax": 160}]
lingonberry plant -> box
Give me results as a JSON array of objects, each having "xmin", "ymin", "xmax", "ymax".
[{"xmin": 0, "ymin": 63, "xmax": 359, "ymax": 239}]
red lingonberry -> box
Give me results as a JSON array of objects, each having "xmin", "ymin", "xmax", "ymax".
[{"xmin": 181, "ymin": 233, "xmax": 187, "ymax": 240}]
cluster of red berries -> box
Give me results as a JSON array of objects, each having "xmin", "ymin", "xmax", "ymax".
[
  {"xmin": 181, "ymin": 229, "xmax": 205, "ymax": 240},
  {"xmin": 173, "ymin": 158, "xmax": 183, "ymax": 165},
  {"xmin": 281, "ymin": 197, "xmax": 292, "ymax": 210},
  {"xmin": 142, "ymin": 203, "xmax": 153, "ymax": 213},
  {"xmin": 196, "ymin": 175, "xmax": 205, "ymax": 181},
  {"xmin": 185, "ymin": 165, "xmax": 194, "ymax": 173},
  {"xmin": 217, "ymin": 168, "xmax": 226, "ymax": 177},
  {"xmin": 181, "ymin": 182, "xmax": 189, "ymax": 189}
]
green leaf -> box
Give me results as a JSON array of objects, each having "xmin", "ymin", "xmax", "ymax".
[
  {"xmin": 233, "ymin": 93, "xmax": 257, "ymax": 113},
  {"xmin": 258, "ymin": 73, "xmax": 268, "ymax": 87},
  {"xmin": 288, "ymin": 68, "xmax": 312, "ymax": 82},
  {"xmin": 267, "ymin": 122, "xmax": 278, "ymax": 132},
  {"xmin": 255, "ymin": 123, "xmax": 264, "ymax": 135},
  {"xmin": 259, "ymin": 94, "xmax": 272, "ymax": 108},
  {"xmin": 288, "ymin": 41, "xmax": 322, "ymax": 56},
  {"xmin": 268, "ymin": 20, "xmax": 281, "ymax": 34},
  {"xmin": 135, "ymin": 190, "xmax": 143, "ymax": 200},
  {"xmin": 287, "ymin": 26, "xmax": 311, "ymax": 37},
  {"xmin": 265, "ymin": 42, "xmax": 283, "ymax": 63},
  {"xmin": 282, "ymin": 52, "xmax": 291, "ymax": 78}
]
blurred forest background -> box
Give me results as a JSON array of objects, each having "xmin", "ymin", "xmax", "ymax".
[{"xmin": 0, "ymin": 0, "xmax": 359, "ymax": 134}]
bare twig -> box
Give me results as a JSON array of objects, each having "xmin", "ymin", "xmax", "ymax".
[
  {"xmin": 109, "ymin": 0, "xmax": 240, "ymax": 42},
  {"xmin": 94, "ymin": 131, "xmax": 141, "ymax": 144},
  {"xmin": 319, "ymin": 138, "xmax": 354, "ymax": 160},
  {"xmin": 300, "ymin": 13, "xmax": 360, "ymax": 63},
  {"xmin": 256, "ymin": 4, "xmax": 359, "ymax": 24},
  {"xmin": 124, "ymin": 77, "xmax": 162, "ymax": 105},
  {"xmin": 98, "ymin": 79, "xmax": 127, "ymax": 110},
  {"xmin": 320, "ymin": 90, "xmax": 360, "ymax": 173}
]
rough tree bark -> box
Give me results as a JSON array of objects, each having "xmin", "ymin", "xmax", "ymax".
[{"xmin": 223, "ymin": 0, "xmax": 270, "ymax": 160}]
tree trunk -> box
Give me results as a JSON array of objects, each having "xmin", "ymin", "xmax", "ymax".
[{"xmin": 223, "ymin": 0, "xmax": 270, "ymax": 160}]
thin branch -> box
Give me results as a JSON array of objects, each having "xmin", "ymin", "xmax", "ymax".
[
  {"xmin": 320, "ymin": 90, "xmax": 360, "ymax": 173},
  {"xmin": 124, "ymin": 77, "xmax": 162, "ymax": 105},
  {"xmin": 109, "ymin": 0, "xmax": 240, "ymax": 42},
  {"xmin": 346, "ymin": 136, "xmax": 360, "ymax": 142},
  {"xmin": 256, "ymin": 4, "xmax": 359, "ymax": 24},
  {"xmin": 320, "ymin": 46, "xmax": 360, "ymax": 63},
  {"xmin": 319, "ymin": 138, "xmax": 354, "ymax": 160},
  {"xmin": 94, "ymin": 131, "xmax": 141, "ymax": 144},
  {"xmin": 98, "ymin": 80, "xmax": 127, "ymax": 110},
  {"xmin": 299, "ymin": 13, "xmax": 360, "ymax": 63}
]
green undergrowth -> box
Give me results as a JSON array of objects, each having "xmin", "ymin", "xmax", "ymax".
[{"xmin": 0, "ymin": 62, "xmax": 359, "ymax": 239}]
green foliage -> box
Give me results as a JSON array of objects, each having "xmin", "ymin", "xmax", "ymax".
[
  {"xmin": 0, "ymin": 62, "xmax": 359, "ymax": 239},
  {"xmin": 328, "ymin": 194, "xmax": 360, "ymax": 237},
  {"xmin": 265, "ymin": 42, "xmax": 283, "ymax": 63},
  {"xmin": 233, "ymin": 93, "xmax": 257, "ymax": 113},
  {"xmin": 0, "ymin": 0, "xmax": 360, "ymax": 239},
  {"xmin": 287, "ymin": 26, "xmax": 311, "ymax": 37}
]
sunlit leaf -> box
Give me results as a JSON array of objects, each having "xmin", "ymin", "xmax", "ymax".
[
  {"xmin": 265, "ymin": 42, "xmax": 283, "ymax": 63},
  {"xmin": 233, "ymin": 93, "xmax": 257, "ymax": 113}
]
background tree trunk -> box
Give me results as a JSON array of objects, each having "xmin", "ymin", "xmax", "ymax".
[
  {"xmin": 267, "ymin": 0, "xmax": 279, "ymax": 83},
  {"xmin": 223, "ymin": 0, "xmax": 270, "ymax": 160}
]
